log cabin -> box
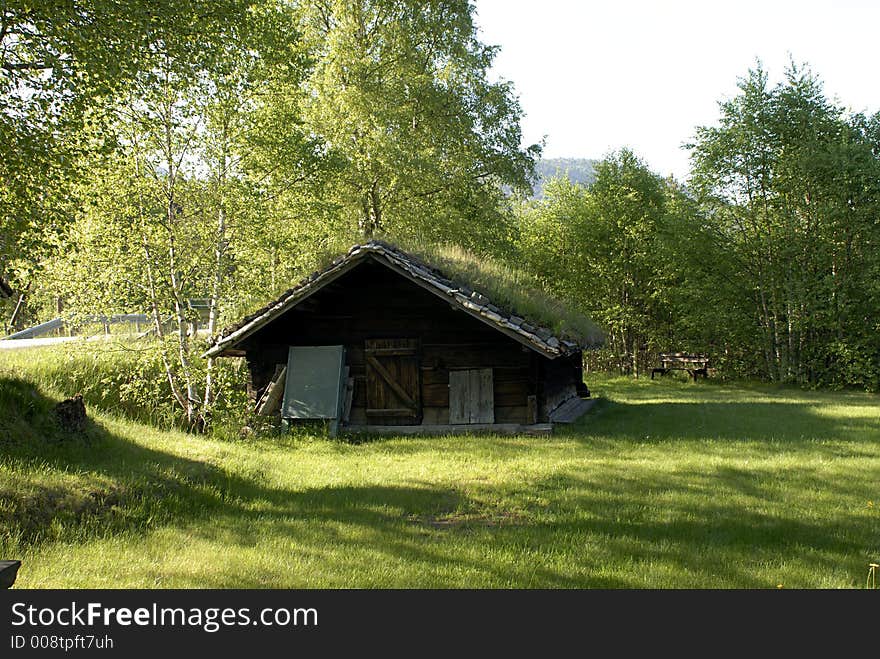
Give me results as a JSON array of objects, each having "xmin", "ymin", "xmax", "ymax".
[{"xmin": 204, "ymin": 241, "xmax": 602, "ymax": 434}]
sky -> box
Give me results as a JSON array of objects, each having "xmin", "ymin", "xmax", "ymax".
[{"xmin": 473, "ymin": 0, "xmax": 880, "ymax": 181}]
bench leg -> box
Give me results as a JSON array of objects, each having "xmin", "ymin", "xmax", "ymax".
[{"xmin": 688, "ymin": 368, "xmax": 708, "ymax": 382}]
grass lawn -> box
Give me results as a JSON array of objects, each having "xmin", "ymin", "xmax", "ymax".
[{"xmin": 1, "ymin": 356, "xmax": 878, "ymax": 588}]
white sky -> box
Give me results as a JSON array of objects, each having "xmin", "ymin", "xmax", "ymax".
[{"xmin": 474, "ymin": 0, "xmax": 880, "ymax": 181}]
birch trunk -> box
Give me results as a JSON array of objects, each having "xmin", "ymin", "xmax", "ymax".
[{"xmin": 203, "ymin": 126, "xmax": 230, "ymax": 414}]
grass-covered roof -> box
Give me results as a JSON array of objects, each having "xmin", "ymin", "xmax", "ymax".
[{"xmin": 206, "ymin": 240, "xmax": 602, "ymax": 358}]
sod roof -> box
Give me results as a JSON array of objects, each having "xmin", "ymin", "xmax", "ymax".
[{"xmin": 204, "ymin": 241, "xmax": 602, "ymax": 359}]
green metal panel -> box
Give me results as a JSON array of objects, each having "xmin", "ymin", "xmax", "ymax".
[{"xmin": 282, "ymin": 345, "xmax": 346, "ymax": 420}]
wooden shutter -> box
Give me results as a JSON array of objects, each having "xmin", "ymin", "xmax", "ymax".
[
  {"xmin": 449, "ymin": 368, "xmax": 494, "ymax": 424},
  {"xmin": 365, "ymin": 339, "xmax": 421, "ymax": 425}
]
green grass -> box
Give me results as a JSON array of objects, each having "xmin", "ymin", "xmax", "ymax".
[
  {"xmin": 1, "ymin": 351, "xmax": 878, "ymax": 588},
  {"xmin": 400, "ymin": 242, "xmax": 602, "ymax": 345},
  {"xmin": 0, "ymin": 337, "xmax": 248, "ymax": 430}
]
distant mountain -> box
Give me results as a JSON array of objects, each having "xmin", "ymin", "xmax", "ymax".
[{"xmin": 530, "ymin": 158, "xmax": 597, "ymax": 198}]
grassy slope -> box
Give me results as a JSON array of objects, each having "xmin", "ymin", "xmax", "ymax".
[{"xmin": 1, "ymin": 354, "xmax": 878, "ymax": 588}]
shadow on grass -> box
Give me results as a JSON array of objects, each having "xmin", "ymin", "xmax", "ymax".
[
  {"xmin": 152, "ymin": 460, "xmax": 878, "ymax": 588},
  {"xmin": 0, "ymin": 383, "xmax": 601, "ymax": 586},
  {"xmin": 148, "ymin": 482, "xmax": 633, "ymax": 589},
  {"xmin": 527, "ymin": 469, "xmax": 877, "ymax": 588},
  {"xmin": 3, "ymin": 377, "xmax": 877, "ymax": 588},
  {"xmin": 1, "ymin": 376, "xmax": 260, "ymax": 548},
  {"xmin": 563, "ymin": 396, "xmax": 879, "ymax": 448}
]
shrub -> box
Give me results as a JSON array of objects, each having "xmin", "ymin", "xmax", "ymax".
[{"xmin": 0, "ymin": 339, "xmax": 249, "ymax": 431}]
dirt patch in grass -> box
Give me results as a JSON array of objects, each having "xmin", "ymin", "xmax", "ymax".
[{"xmin": 409, "ymin": 510, "xmax": 527, "ymax": 529}]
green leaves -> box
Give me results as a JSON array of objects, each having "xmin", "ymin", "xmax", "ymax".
[
  {"xmin": 688, "ymin": 62, "xmax": 880, "ymax": 387},
  {"xmin": 0, "ymin": 0, "xmax": 253, "ymax": 276},
  {"xmin": 517, "ymin": 149, "xmax": 680, "ymax": 374},
  {"xmin": 290, "ymin": 0, "xmax": 538, "ymax": 246}
]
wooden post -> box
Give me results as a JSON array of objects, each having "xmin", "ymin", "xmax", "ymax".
[
  {"xmin": 7, "ymin": 293, "xmax": 25, "ymax": 333},
  {"xmin": 0, "ymin": 560, "xmax": 21, "ymax": 589},
  {"xmin": 54, "ymin": 297, "xmax": 63, "ymax": 337}
]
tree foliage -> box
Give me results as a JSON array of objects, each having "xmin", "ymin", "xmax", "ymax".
[
  {"xmin": 519, "ymin": 149, "xmax": 682, "ymax": 374},
  {"xmin": 0, "ymin": 1, "xmax": 253, "ymax": 280},
  {"xmin": 295, "ymin": 0, "xmax": 539, "ymax": 249},
  {"xmin": 516, "ymin": 65, "xmax": 880, "ymax": 389},
  {"xmin": 689, "ymin": 63, "xmax": 880, "ymax": 387},
  {"xmin": 4, "ymin": 1, "xmax": 879, "ymax": 437}
]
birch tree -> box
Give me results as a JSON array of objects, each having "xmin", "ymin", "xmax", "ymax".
[
  {"xmin": 296, "ymin": 0, "xmax": 539, "ymax": 249},
  {"xmin": 689, "ymin": 63, "xmax": 880, "ymax": 386}
]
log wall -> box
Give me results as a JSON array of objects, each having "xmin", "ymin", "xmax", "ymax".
[{"xmin": 240, "ymin": 259, "xmax": 581, "ymax": 425}]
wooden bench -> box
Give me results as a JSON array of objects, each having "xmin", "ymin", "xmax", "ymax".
[{"xmin": 651, "ymin": 353, "xmax": 709, "ymax": 382}]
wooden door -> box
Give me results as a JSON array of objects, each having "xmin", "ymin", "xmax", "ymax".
[
  {"xmin": 449, "ymin": 368, "xmax": 494, "ymax": 424},
  {"xmin": 365, "ymin": 338, "xmax": 421, "ymax": 425}
]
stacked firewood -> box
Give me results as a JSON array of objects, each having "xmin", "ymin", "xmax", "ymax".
[{"xmin": 254, "ymin": 365, "xmax": 286, "ymax": 416}]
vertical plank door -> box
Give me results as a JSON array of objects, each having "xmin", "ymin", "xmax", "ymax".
[
  {"xmin": 365, "ymin": 338, "xmax": 422, "ymax": 425},
  {"xmin": 449, "ymin": 368, "xmax": 494, "ymax": 424}
]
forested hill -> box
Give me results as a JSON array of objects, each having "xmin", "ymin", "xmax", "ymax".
[{"xmin": 531, "ymin": 158, "xmax": 597, "ymax": 197}]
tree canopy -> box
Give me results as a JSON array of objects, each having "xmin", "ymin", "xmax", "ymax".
[{"xmin": 2, "ymin": 3, "xmax": 878, "ymax": 431}]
